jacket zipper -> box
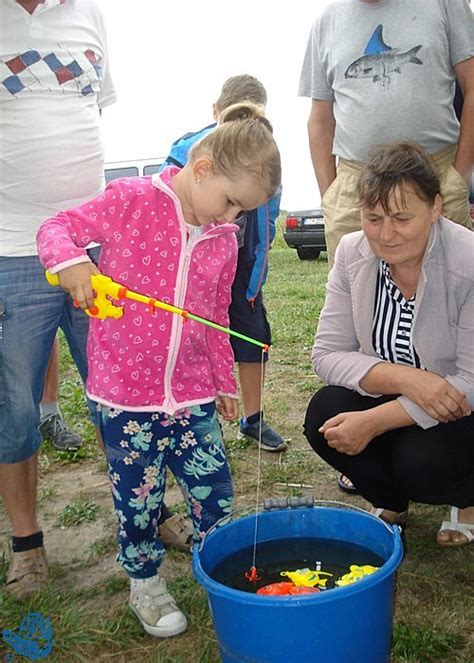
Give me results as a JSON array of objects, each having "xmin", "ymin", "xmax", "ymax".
[{"xmin": 162, "ymin": 226, "xmax": 232, "ymax": 411}]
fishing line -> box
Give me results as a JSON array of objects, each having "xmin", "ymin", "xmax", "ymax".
[{"xmin": 244, "ymin": 347, "xmax": 267, "ymax": 583}]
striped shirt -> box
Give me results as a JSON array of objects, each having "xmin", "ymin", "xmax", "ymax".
[{"xmin": 372, "ymin": 261, "xmax": 425, "ymax": 369}]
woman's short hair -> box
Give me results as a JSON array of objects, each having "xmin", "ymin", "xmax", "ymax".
[
  {"xmin": 190, "ymin": 101, "xmax": 281, "ymax": 199},
  {"xmin": 357, "ymin": 141, "xmax": 441, "ymax": 212}
]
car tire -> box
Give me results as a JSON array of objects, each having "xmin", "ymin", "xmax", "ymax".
[{"xmin": 296, "ymin": 247, "xmax": 320, "ymax": 260}]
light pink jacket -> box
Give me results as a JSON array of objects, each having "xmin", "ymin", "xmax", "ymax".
[
  {"xmin": 37, "ymin": 167, "xmax": 239, "ymax": 414},
  {"xmin": 313, "ymin": 218, "xmax": 474, "ymax": 429}
]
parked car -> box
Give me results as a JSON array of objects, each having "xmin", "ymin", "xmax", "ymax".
[
  {"xmin": 104, "ymin": 158, "xmax": 163, "ymax": 182},
  {"xmin": 283, "ymin": 208, "xmax": 326, "ymax": 260}
]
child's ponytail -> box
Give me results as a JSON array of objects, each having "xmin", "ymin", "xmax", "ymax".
[
  {"xmin": 219, "ymin": 102, "xmax": 273, "ymax": 135},
  {"xmin": 189, "ymin": 102, "xmax": 281, "ymax": 199}
]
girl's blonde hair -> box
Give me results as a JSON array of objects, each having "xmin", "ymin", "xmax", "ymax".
[{"xmin": 189, "ymin": 102, "xmax": 281, "ymax": 199}]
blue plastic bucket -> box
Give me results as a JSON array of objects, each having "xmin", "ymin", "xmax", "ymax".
[{"xmin": 193, "ymin": 505, "xmax": 403, "ymax": 663}]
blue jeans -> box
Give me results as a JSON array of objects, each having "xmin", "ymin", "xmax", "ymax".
[
  {"xmin": 100, "ymin": 402, "xmax": 234, "ymax": 579},
  {"xmin": 0, "ymin": 250, "xmax": 99, "ymax": 463}
]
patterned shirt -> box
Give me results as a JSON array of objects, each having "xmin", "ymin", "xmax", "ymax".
[{"xmin": 372, "ymin": 261, "xmax": 424, "ymax": 369}]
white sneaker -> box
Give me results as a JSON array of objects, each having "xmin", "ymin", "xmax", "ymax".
[{"xmin": 129, "ymin": 575, "xmax": 188, "ymax": 637}]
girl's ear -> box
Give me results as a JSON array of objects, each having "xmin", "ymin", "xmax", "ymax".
[{"xmin": 192, "ymin": 156, "xmax": 214, "ymax": 182}]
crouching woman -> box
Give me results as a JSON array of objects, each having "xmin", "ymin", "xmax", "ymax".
[{"xmin": 304, "ymin": 142, "xmax": 474, "ymax": 545}]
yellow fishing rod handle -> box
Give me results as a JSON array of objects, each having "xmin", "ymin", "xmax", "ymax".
[
  {"xmin": 45, "ymin": 271, "xmax": 124, "ymax": 319},
  {"xmin": 45, "ymin": 271, "xmax": 60, "ymax": 287}
]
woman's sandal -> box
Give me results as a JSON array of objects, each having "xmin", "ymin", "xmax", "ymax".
[
  {"xmin": 437, "ymin": 507, "xmax": 474, "ymax": 547},
  {"xmin": 337, "ymin": 474, "xmax": 359, "ymax": 495}
]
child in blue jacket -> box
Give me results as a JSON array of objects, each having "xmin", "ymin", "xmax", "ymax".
[{"xmin": 161, "ymin": 75, "xmax": 286, "ymax": 452}]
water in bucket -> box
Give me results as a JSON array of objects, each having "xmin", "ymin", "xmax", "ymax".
[{"xmin": 210, "ymin": 536, "xmax": 384, "ymax": 593}]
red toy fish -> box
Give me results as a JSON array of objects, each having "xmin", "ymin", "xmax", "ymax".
[{"xmin": 257, "ymin": 582, "xmax": 320, "ymax": 596}]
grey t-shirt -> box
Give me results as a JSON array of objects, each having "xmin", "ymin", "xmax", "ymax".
[{"xmin": 298, "ymin": 0, "xmax": 474, "ymax": 161}]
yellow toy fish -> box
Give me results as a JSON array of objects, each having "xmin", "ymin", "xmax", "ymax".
[
  {"xmin": 280, "ymin": 568, "xmax": 333, "ymax": 588},
  {"xmin": 335, "ymin": 565, "xmax": 379, "ymax": 587}
]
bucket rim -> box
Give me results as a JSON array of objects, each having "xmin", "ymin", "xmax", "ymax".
[
  {"xmin": 193, "ymin": 505, "xmax": 404, "ymax": 606},
  {"xmin": 198, "ymin": 500, "xmax": 396, "ymax": 552}
]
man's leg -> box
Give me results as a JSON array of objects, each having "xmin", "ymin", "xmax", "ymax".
[
  {"xmin": 39, "ymin": 336, "xmax": 83, "ymax": 451},
  {"xmin": 1, "ymin": 453, "xmax": 48, "ymax": 598},
  {"xmin": 0, "ymin": 255, "xmax": 62, "ymax": 596},
  {"xmin": 41, "ymin": 337, "xmax": 60, "ymax": 403},
  {"xmin": 0, "ymin": 453, "xmax": 39, "ymax": 537},
  {"xmin": 321, "ymin": 160, "xmax": 363, "ymax": 268}
]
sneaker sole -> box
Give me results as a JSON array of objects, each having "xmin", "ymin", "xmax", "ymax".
[
  {"xmin": 51, "ymin": 443, "xmax": 82, "ymax": 452},
  {"xmin": 129, "ymin": 604, "xmax": 188, "ymax": 638},
  {"xmin": 238, "ymin": 432, "xmax": 287, "ymax": 452},
  {"xmin": 41, "ymin": 433, "xmax": 82, "ymax": 452}
]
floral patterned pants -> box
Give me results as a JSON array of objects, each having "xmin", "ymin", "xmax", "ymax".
[{"xmin": 99, "ymin": 402, "xmax": 234, "ymax": 578}]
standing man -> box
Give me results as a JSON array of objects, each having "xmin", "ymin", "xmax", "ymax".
[
  {"xmin": 0, "ymin": 0, "xmax": 115, "ymax": 598},
  {"xmin": 299, "ymin": 0, "xmax": 474, "ymax": 267}
]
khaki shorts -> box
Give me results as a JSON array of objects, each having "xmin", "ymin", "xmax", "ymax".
[{"xmin": 322, "ymin": 143, "xmax": 472, "ymax": 267}]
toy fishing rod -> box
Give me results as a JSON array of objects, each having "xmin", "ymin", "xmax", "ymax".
[{"xmin": 45, "ymin": 271, "xmax": 269, "ymax": 352}]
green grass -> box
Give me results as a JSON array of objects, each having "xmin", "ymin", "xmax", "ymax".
[
  {"xmin": 392, "ymin": 624, "xmax": 466, "ymax": 662},
  {"xmin": 57, "ymin": 500, "xmax": 101, "ymax": 528},
  {"xmin": 1, "ymin": 217, "xmax": 473, "ymax": 661}
]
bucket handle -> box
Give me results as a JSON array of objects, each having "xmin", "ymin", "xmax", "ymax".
[
  {"xmin": 304, "ymin": 499, "xmax": 398, "ymax": 534},
  {"xmin": 263, "ymin": 496, "xmax": 315, "ymax": 510},
  {"xmin": 197, "ymin": 498, "xmax": 397, "ymax": 551}
]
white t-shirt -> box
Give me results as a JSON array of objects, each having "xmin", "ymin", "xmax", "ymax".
[
  {"xmin": 298, "ymin": 0, "xmax": 474, "ymax": 162},
  {"xmin": 0, "ymin": 0, "xmax": 116, "ymax": 256}
]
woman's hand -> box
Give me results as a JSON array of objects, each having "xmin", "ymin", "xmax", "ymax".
[
  {"xmin": 401, "ymin": 370, "xmax": 471, "ymax": 423},
  {"xmin": 57, "ymin": 262, "xmax": 100, "ymax": 311},
  {"xmin": 216, "ymin": 396, "xmax": 239, "ymax": 421},
  {"xmin": 361, "ymin": 364, "xmax": 471, "ymax": 424},
  {"xmin": 319, "ymin": 410, "xmax": 377, "ymax": 455}
]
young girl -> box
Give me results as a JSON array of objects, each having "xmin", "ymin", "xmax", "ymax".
[{"xmin": 37, "ymin": 103, "xmax": 281, "ymax": 638}]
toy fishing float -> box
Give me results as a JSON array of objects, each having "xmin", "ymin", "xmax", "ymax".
[{"xmin": 45, "ymin": 271, "xmax": 269, "ymax": 352}]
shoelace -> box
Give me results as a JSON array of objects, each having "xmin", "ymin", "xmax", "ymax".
[
  {"xmin": 50, "ymin": 415, "xmax": 69, "ymax": 437},
  {"xmin": 43, "ymin": 414, "xmax": 78, "ymax": 446}
]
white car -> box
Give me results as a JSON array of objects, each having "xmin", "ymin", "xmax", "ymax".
[{"xmin": 104, "ymin": 158, "xmax": 163, "ymax": 182}]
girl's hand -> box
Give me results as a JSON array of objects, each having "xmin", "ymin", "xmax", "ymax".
[
  {"xmin": 57, "ymin": 262, "xmax": 100, "ymax": 311},
  {"xmin": 401, "ymin": 371, "xmax": 471, "ymax": 423},
  {"xmin": 319, "ymin": 410, "xmax": 377, "ymax": 456},
  {"xmin": 216, "ymin": 396, "xmax": 239, "ymax": 421}
]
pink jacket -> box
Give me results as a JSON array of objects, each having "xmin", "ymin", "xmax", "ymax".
[{"xmin": 37, "ymin": 167, "xmax": 239, "ymax": 414}]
